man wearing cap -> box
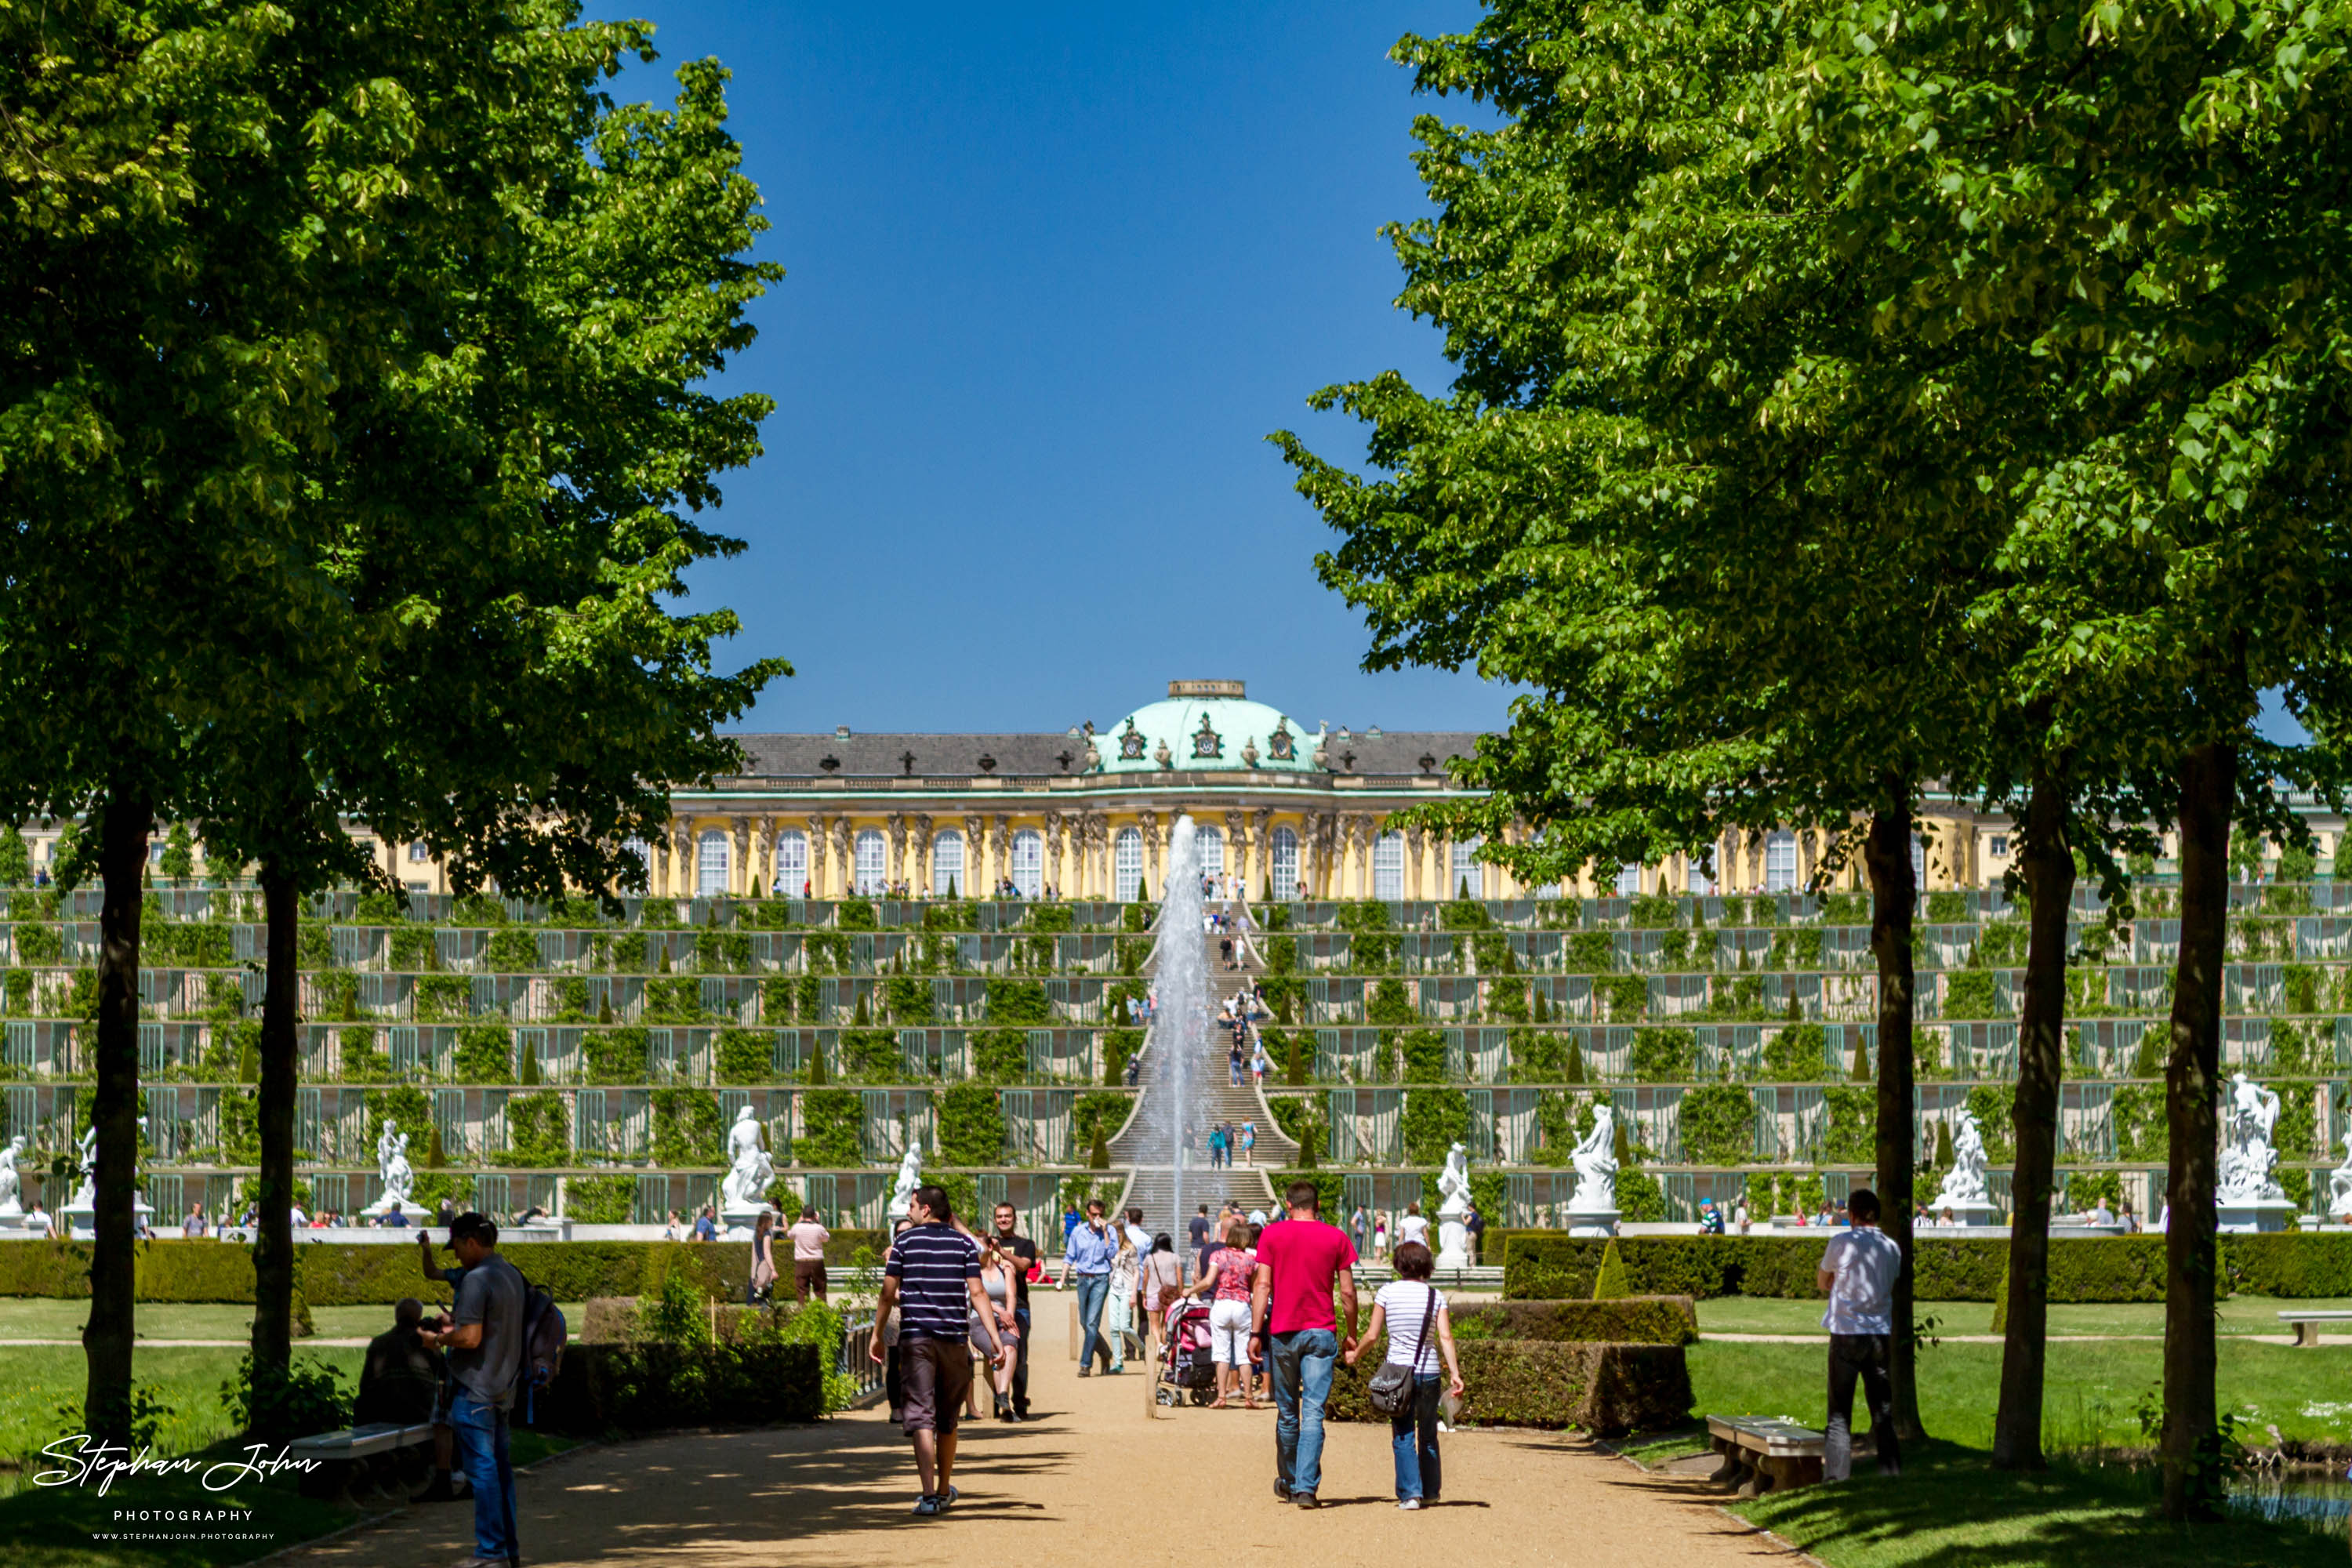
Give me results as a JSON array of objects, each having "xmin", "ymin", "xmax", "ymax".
[{"xmin": 419, "ymin": 1214, "xmax": 527, "ymax": 1568}]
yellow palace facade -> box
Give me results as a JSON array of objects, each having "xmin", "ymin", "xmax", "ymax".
[{"xmin": 376, "ymin": 679, "xmax": 2344, "ymax": 902}]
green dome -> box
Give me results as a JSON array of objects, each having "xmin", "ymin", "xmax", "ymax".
[{"xmin": 1093, "ymin": 682, "xmax": 1323, "ymax": 774}]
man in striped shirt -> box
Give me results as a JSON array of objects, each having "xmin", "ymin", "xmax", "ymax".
[{"xmin": 872, "ymin": 1185, "xmax": 1009, "ymax": 1516}]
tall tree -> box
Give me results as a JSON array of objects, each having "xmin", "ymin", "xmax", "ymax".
[
  {"xmin": 1784, "ymin": 0, "xmax": 2352, "ymax": 1508},
  {"xmin": 1270, "ymin": 0, "xmax": 2040, "ymax": 1440},
  {"xmin": 180, "ymin": 24, "xmax": 785, "ymax": 1398}
]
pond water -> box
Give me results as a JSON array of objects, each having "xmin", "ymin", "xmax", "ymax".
[{"xmin": 2230, "ymin": 1470, "xmax": 2352, "ymax": 1534}]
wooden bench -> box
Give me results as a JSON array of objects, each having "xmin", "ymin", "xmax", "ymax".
[
  {"xmin": 1704, "ymin": 1415, "xmax": 1867, "ymax": 1497},
  {"xmin": 288, "ymin": 1421, "xmax": 437, "ymax": 1500},
  {"xmin": 2278, "ymin": 1310, "xmax": 2352, "ymax": 1348}
]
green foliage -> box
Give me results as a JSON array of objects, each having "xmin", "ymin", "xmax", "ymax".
[
  {"xmin": 716, "ymin": 1028, "xmax": 775, "ymax": 1084},
  {"xmin": 390, "ymin": 925, "xmax": 437, "ymax": 971},
  {"xmin": 485, "ymin": 927, "xmax": 540, "ymax": 972},
  {"xmin": 587, "ymin": 1026, "xmax": 649, "ymax": 1085},
  {"xmin": 1679, "ymin": 1083, "xmax": 1755, "ymax": 1166},
  {"xmin": 1399, "ymin": 1086, "xmax": 1468, "ymax": 1164},
  {"xmin": 1367, "ymin": 976, "xmax": 1414, "ymax": 1025},
  {"xmin": 969, "ymin": 1028, "xmax": 1027, "ymax": 1083},
  {"xmin": 158, "ymin": 824, "xmax": 197, "ymax": 882},
  {"xmin": 1628, "ymin": 894, "xmax": 1679, "ymax": 928},
  {"xmin": 884, "ymin": 974, "xmax": 933, "ymax": 1023},
  {"xmin": 13, "ymin": 924, "xmax": 61, "ymax": 965},
  {"xmin": 1073, "ymin": 1091, "xmax": 1130, "ymax": 1153},
  {"xmin": 453, "ymin": 1023, "xmax": 513, "ymax": 1084},
  {"xmin": 1399, "ymin": 1027, "xmax": 1447, "ymax": 1083},
  {"xmin": 695, "ymin": 927, "xmax": 751, "ymax": 974},
  {"xmin": 567, "ymin": 1175, "xmax": 638, "ymax": 1225},
  {"xmin": 837, "ymin": 899, "xmax": 877, "ymax": 931},
  {"xmin": 1819, "ymin": 1086, "xmax": 1877, "ymax": 1164},
  {"xmin": 1263, "ymin": 932, "xmax": 1298, "ymax": 975},
  {"xmin": 1591, "ymin": 1239, "xmax": 1631, "ymax": 1301},
  {"xmin": 987, "ymin": 978, "xmax": 1051, "ymax": 1025},
  {"xmin": 793, "ymin": 1089, "xmax": 864, "ymax": 1167},
  {"xmin": 0, "ymin": 827, "xmax": 29, "ymax": 888},
  {"xmin": 1628, "ymin": 1027, "xmax": 1693, "ymax": 1083},
  {"xmin": 1440, "ymin": 898, "xmax": 1491, "ymax": 930},
  {"xmin": 935, "ymin": 1081, "xmax": 1006, "ymax": 1166},
  {"xmin": 504, "ymin": 1092, "xmax": 569, "ymax": 1167},
  {"xmin": 221, "ymin": 1353, "xmax": 350, "ymax": 1443},
  {"xmin": 643, "ymin": 975, "xmax": 707, "ymax": 1023},
  {"xmin": 414, "ymin": 973, "xmax": 471, "ymax": 1022},
  {"xmin": 1943, "ymin": 970, "xmax": 2000, "ymax": 1020},
  {"xmin": 650, "ymin": 1089, "xmax": 722, "ymax": 1167}
]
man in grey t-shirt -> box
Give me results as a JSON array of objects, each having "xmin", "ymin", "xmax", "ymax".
[
  {"xmin": 419, "ymin": 1213, "xmax": 526, "ymax": 1566},
  {"xmin": 1816, "ymin": 1188, "xmax": 1903, "ymax": 1482}
]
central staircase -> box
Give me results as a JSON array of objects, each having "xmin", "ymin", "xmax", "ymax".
[{"xmin": 1105, "ymin": 912, "xmax": 1298, "ymax": 1237}]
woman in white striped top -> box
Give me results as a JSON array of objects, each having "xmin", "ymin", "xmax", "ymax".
[{"xmin": 1345, "ymin": 1240, "xmax": 1465, "ymax": 1508}]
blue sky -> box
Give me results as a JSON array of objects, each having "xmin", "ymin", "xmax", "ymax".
[{"xmin": 612, "ymin": 2, "xmax": 1501, "ymax": 738}]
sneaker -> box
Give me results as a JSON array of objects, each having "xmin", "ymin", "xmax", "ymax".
[
  {"xmin": 913, "ymin": 1494, "xmax": 942, "ymax": 1517},
  {"xmin": 940, "ymin": 1486, "xmax": 960, "ymax": 1510},
  {"xmin": 1398, "ymin": 1498, "xmax": 1424, "ymax": 1511},
  {"xmin": 1294, "ymin": 1493, "xmax": 1320, "ymax": 1509}
]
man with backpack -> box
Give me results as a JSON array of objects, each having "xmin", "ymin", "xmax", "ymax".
[{"xmin": 418, "ymin": 1213, "xmax": 528, "ymax": 1568}]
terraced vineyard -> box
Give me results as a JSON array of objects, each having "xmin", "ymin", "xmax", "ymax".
[{"xmin": 2, "ymin": 880, "xmax": 2346, "ymax": 1234}]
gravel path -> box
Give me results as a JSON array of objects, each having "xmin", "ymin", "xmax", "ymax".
[{"xmin": 277, "ymin": 1298, "xmax": 1794, "ymax": 1568}]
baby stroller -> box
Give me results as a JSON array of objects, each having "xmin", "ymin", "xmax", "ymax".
[{"xmin": 1155, "ymin": 1298, "xmax": 1218, "ymax": 1407}]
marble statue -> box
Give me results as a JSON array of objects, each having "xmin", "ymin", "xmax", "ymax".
[
  {"xmin": 891, "ymin": 1122, "xmax": 925, "ymax": 1216},
  {"xmin": 720, "ymin": 1105, "xmax": 775, "ymax": 1214},
  {"xmin": 1568, "ymin": 1105, "xmax": 1619, "ymax": 1215},
  {"xmin": 2328, "ymin": 1132, "xmax": 2352, "ymax": 1221},
  {"xmin": 2219, "ymin": 1073, "xmax": 2284, "ymax": 1205},
  {"xmin": 0, "ymin": 1134, "xmax": 23, "ymax": 1216},
  {"xmin": 364, "ymin": 1121, "xmax": 418, "ymax": 1214},
  {"xmin": 1435, "ymin": 1142, "xmax": 1473, "ymax": 1269},
  {"xmin": 62, "ymin": 1119, "xmax": 151, "ymax": 1233},
  {"xmin": 1934, "ymin": 1109, "xmax": 1991, "ymax": 1208}
]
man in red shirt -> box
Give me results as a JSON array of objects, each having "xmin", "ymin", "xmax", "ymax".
[{"xmin": 1248, "ymin": 1179, "xmax": 1359, "ymax": 1508}]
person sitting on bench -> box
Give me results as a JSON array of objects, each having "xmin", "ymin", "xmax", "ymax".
[{"xmin": 356, "ymin": 1298, "xmax": 442, "ymax": 1428}]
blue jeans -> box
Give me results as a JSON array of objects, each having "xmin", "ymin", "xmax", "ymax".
[
  {"xmin": 448, "ymin": 1390, "xmax": 517, "ymax": 1561},
  {"xmin": 1075, "ymin": 1272, "xmax": 1111, "ymax": 1371},
  {"xmin": 1392, "ymin": 1372, "xmax": 1443, "ymax": 1501},
  {"xmin": 1269, "ymin": 1328, "xmax": 1339, "ymax": 1497}
]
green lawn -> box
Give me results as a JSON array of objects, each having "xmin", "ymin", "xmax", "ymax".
[
  {"xmin": 1733, "ymin": 1444, "xmax": 2343, "ymax": 1568},
  {"xmin": 1695, "ymin": 1294, "xmax": 2352, "ymax": 1339},
  {"xmin": 1689, "ymin": 1337, "xmax": 2352, "ymax": 1450}
]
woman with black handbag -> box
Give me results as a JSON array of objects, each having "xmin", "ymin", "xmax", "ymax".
[{"xmin": 1346, "ymin": 1240, "xmax": 1465, "ymax": 1509}]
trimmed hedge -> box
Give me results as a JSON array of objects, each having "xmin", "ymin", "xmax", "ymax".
[
  {"xmin": 1501, "ymin": 1233, "xmax": 2194, "ymax": 1302},
  {"xmin": 1454, "ymin": 1295, "xmax": 1697, "ymax": 1346},
  {"xmin": 1325, "ymin": 1340, "xmax": 1690, "ymax": 1436},
  {"xmin": 535, "ymin": 1341, "xmax": 822, "ymax": 1433},
  {"xmin": 0, "ymin": 1234, "xmax": 886, "ymax": 1305}
]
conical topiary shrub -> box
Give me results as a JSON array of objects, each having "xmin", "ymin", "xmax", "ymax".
[
  {"xmin": 1592, "ymin": 1238, "xmax": 1631, "ymax": 1301},
  {"xmin": 804, "ymin": 1044, "xmax": 829, "ymax": 1085},
  {"xmin": 1564, "ymin": 1038, "xmax": 1588, "ymax": 1083},
  {"xmin": 1087, "ymin": 1127, "xmax": 1110, "ymax": 1170}
]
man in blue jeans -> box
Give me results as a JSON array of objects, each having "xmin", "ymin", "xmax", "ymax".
[
  {"xmin": 1249, "ymin": 1179, "xmax": 1359, "ymax": 1507},
  {"xmin": 419, "ymin": 1213, "xmax": 526, "ymax": 1567},
  {"xmin": 1055, "ymin": 1199, "xmax": 1118, "ymax": 1374}
]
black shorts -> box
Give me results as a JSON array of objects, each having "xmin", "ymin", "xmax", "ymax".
[{"xmin": 898, "ymin": 1336, "xmax": 971, "ymax": 1436}]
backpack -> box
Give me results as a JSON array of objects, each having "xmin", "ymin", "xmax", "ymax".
[{"xmin": 514, "ymin": 1274, "xmax": 568, "ymax": 1423}]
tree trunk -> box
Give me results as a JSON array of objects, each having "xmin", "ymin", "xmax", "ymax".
[
  {"xmin": 1863, "ymin": 800, "xmax": 1924, "ymax": 1441},
  {"xmin": 82, "ymin": 789, "xmax": 152, "ymax": 1446},
  {"xmin": 1992, "ymin": 774, "xmax": 2074, "ymax": 1468},
  {"xmin": 251, "ymin": 867, "xmax": 299, "ymax": 1390},
  {"xmin": 2161, "ymin": 741, "xmax": 2234, "ymax": 1519}
]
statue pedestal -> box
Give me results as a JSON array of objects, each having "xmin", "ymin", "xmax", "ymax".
[
  {"xmin": 2217, "ymin": 1197, "xmax": 2296, "ymax": 1234},
  {"xmin": 1566, "ymin": 1207, "xmax": 1619, "ymax": 1239},
  {"xmin": 720, "ymin": 1203, "xmax": 771, "ymax": 1240},
  {"xmin": 1435, "ymin": 1218, "xmax": 1471, "ymax": 1269},
  {"xmin": 361, "ymin": 1197, "xmax": 428, "ymax": 1222},
  {"xmin": 1930, "ymin": 1200, "xmax": 1998, "ymax": 1230}
]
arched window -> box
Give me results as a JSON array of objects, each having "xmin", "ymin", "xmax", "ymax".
[
  {"xmin": 1614, "ymin": 862, "xmax": 1644, "ymax": 897},
  {"xmin": 1194, "ymin": 825, "xmax": 1225, "ymax": 879},
  {"xmin": 1764, "ymin": 831, "xmax": 1798, "ymax": 892},
  {"xmin": 932, "ymin": 830, "xmax": 965, "ymax": 898},
  {"xmin": 773, "ymin": 829, "xmax": 808, "ymax": 898},
  {"xmin": 696, "ymin": 829, "xmax": 730, "ymax": 896},
  {"xmin": 1113, "ymin": 827, "xmax": 1144, "ymax": 901},
  {"xmin": 1011, "ymin": 829, "xmax": 1044, "ymax": 898},
  {"xmin": 1686, "ymin": 857, "xmax": 1715, "ymax": 896},
  {"xmin": 1373, "ymin": 833, "xmax": 1404, "ymax": 900},
  {"xmin": 853, "ymin": 829, "xmax": 886, "ymax": 895},
  {"xmin": 1450, "ymin": 837, "xmax": 1483, "ymax": 899},
  {"xmin": 1270, "ymin": 826, "xmax": 1300, "ymax": 898}
]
